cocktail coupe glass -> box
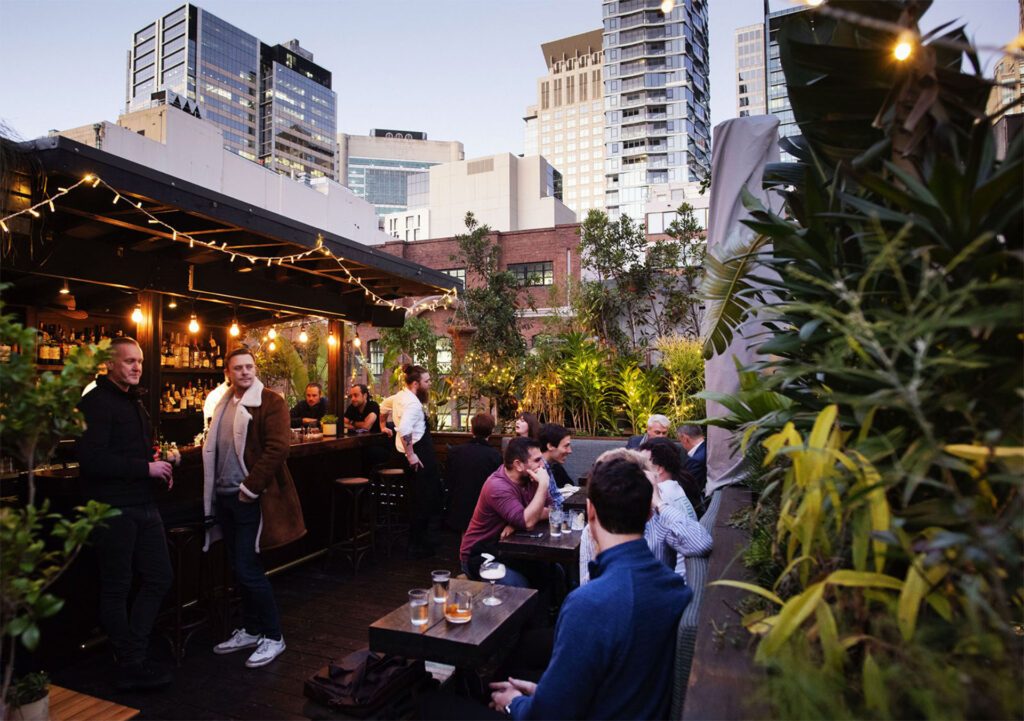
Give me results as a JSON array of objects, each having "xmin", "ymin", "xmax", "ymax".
[{"xmin": 479, "ymin": 558, "xmax": 506, "ymax": 606}]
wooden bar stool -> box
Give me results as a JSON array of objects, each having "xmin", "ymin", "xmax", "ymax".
[
  {"xmin": 326, "ymin": 477, "xmax": 374, "ymax": 573},
  {"xmin": 161, "ymin": 523, "xmax": 208, "ymax": 664},
  {"xmin": 373, "ymin": 467, "xmax": 410, "ymax": 557}
]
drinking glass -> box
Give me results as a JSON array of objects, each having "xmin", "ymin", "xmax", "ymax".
[
  {"xmin": 479, "ymin": 560, "xmax": 506, "ymax": 606},
  {"xmin": 431, "ymin": 570, "xmax": 451, "ymax": 603},
  {"xmin": 408, "ymin": 589, "xmax": 429, "ymax": 626},
  {"xmin": 549, "ymin": 509, "xmax": 563, "ymax": 538},
  {"xmin": 444, "ymin": 590, "xmax": 473, "ymax": 623}
]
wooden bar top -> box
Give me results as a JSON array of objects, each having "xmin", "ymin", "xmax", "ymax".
[
  {"xmin": 49, "ymin": 684, "xmax": 139, "ymax": 721},
  {"xmin": 369, "ymin": 579, "xmax": 537, "ymax": 669}
]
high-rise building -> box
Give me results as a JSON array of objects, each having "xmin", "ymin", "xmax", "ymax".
[
  {"xmin": 126, "ymin": 4, "xmax": 337, "ymax": 180},
  {"xmin": 338, "ymin": 130, "xmax": 464, "ymax": 216},
  {"xmin": 986, "ymin": 53, "xmax": 1023, "ymax": 117},
  {"xmin": 524, "ymin": 29, "xmax": 606, "ymax": 217},
  {"xmin": 602, "ymin": 0, "xmax": 711, "ymax": 221},
  {"xmin": 766, "ymin": 4, "xmax": 806, "ymax": 160},
  {"xmin": 735, "ymin": 23, "xmax": 766, "ymax": 117}
]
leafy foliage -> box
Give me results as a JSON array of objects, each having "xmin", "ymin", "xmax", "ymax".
[
  {"xmin": 656, "ymin": 334, "xmax": 706, "ymax": 423},
  {"xmin": 700, "ymin": 2, "xmax": 1023, "ymax": 717}
]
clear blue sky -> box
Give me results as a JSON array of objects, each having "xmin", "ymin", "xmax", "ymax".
[{"xmin": 0, "ymin": 0, "xmax": 1017, "ymax": 159}]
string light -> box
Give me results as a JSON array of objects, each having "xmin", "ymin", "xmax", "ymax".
[
  {"xmin": 267, "ymin": 327, "xmax": 277, "ymax": 340},
  {"xmin": 167, "ymin": 299, "xmax": 177, "ymax": 309},
  {"xmin": 298, "ymin": 324, "xmax": 308, "ymax": 344},
  {"xmin": 352, "ymin": 332, "xmax": 361, "ymax": 348},
  {"xmin": 660, "ymin": 0, "xmax": 674, "ymax": 13},
  {"xmin": 0, "ymin": 173, "xmax": 460, "ymax": 313},
  {"xmin": 268, "ymin": 340, "xmax": 277, "ymax": 352},
  {"xmin": 131, "ymin": 303, "xmax": 144, "ymax": 324},
  {"xmin": 229, "ymin": 319, "xmax": 240, "ymax": 337},
  {"xmin": 894, "ymin": 33, "xmax": 915, "ymax": 61},
  {"xmin": 327, "ymin": 332, "xmax": 337, "ymax": 347}
]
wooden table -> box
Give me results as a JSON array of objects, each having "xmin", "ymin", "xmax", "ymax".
[
  {"xmin": 49, "ymin": 684, "xmax": 140, "ymax": 721},
  {"xmin": 498, "ymin": 521, "xmax": 583, "ymax": 565},
  {"xmin": 368, "ymin": 579, "xmax": 537, "ymax": 669},
  {"xmin": 562, "ymin": 486, "xmax": 588, "ymax": 511}
]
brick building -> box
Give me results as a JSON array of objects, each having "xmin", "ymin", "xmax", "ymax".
[{"xmin": 352, "ymin": 223, "xmax": 582, "ymax": 382}]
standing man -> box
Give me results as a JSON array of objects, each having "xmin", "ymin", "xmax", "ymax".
[
  {"xmin": 444, "ymin": 412, "xmax": 502, "ymax": 533},
  {"xmin": 626, "ymin": 413, "xmax": 671, "ymax": 449},
  {"xmin": 78, "ymin": 336, "xmax": 173, "ymax": 691},
  {"xmin": 490, "ymin": 448, "xmax": 692, "ymax": 719},
  {"xmin": 343, "ymin": 383, "xmax": 380, "ymax": 433},
  {"xmin": 290, "ymin": 382, "xmax": 328, "ymax": 428},
  {"xmin": 459, "ymin": 437, "xmax": 549, "ymax": 586},
  {"xmin": 379, "ymin": 364, "xmax": 443, "ymax": 559},
  {"xmin": 203, "ymin": 348, "xmax": 306, "ymax": 668},
  {"xmin": 677, "ymin": 424, "xmax": 707, "ymax": 501},
  {"xmin": 537, "ymin": 423, "xmax": 572, "ymax": 510}
]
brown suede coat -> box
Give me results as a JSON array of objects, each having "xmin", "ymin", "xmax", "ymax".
[{"xmin": 202, "ymin": 380, "xmax": 306, "ymax": 552}]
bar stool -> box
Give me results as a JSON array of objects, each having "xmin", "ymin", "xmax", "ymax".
[
  {"xmin": 326, "ymin": 477, "xmax": 374, "ymax": 573},
  {"xmin": 161, "ymin": 523, "xmax": 209, "ymax": 664},
  {"xmin": 373, "ymin": 467, "xmax": 410, "ymax": 557}
]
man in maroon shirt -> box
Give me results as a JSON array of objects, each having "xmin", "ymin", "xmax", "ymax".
[{"xmin": 459, "ymin": 437, "xmax": 549, "ymax": 587}]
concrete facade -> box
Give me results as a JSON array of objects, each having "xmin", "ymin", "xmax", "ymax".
[
  {"xmin": 380, "ymin": 153, "xmax": 576, "ymax": 241},
  {"xmin": 524, "ymin": 29, "xmax": 606, "ymax": 218}
]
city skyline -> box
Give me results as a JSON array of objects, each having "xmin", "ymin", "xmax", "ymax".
[{"xmin": 0, "ymin": 0, "xmax": 1017, "ymax": 161}]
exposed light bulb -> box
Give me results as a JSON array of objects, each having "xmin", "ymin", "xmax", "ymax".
[
  {"xmin": 229, "ymin": 320, "xmax": 240, "ymax": 337},
  {"xmin": 327, "ymin": 332, "xmax": 337, "ymax": 347},
  {"xmin": 131, "ymin": 304, "xmax": 144, "ymax": 324},
  {"xmin": 59, "ymin": 280, "xmax": 70, "ymax": 295},
  {"xmin": 268, "ymin": 340, "xmax": 277, "ymax": 352},
  {"xmin": 268, "ymin": 327, "xmax": 277, "ymax": 340},
  {"xmin": 167, "ymin": 299, "xmax": 178, "ymax": 309},
  {"xmin": 893, "ymin": 35, "xmax": 914, "ymax": 61},
  {"xmin": 298, "ymin": 327, "xmax": 308, "ymax": 344},
  {"xmin": 352, "ymin": 334, "xmax": 361, "ymax": 348},
  {"xmin": 188, "ymin": 313, "xmax": 200, "ymax": 334},
  {"xmin": 660, "ymin": 0, "xmax": 674, "ymax": 13}
]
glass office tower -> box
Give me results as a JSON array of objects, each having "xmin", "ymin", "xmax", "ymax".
[
  {"xmin": 766, "ymin": 4, "xmax": 806, "ymax": 162},
  {"xmin": 602, "ymin": 0, "xmax": 711, "ymax": 221},
  {"xmin": 126, "ymin": 4, "xmax": 336, "ymax": 179}
]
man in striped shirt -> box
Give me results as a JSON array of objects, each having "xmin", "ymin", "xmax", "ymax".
[{"xmin": 579, "ymin": 440, "xmax": 711, "ymax": 584}]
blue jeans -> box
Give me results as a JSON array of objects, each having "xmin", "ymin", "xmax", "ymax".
[
  {"xmin": 216, "ymin": 493, "xmax": 282, "ymax": 640},
  {"xmin": 93, "ymin": 503, "xmax": 172, "ymax": 665}
]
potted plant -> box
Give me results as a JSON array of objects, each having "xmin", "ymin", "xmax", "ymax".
[
  {"xmin": 3, "ymin": 672, "xmax": 48, "ymax": 721},
  {"xmin": 320, "ymin": 414, "xmax": 338, "ymax": 436},
  {"xmin": 0, "ymin": 293, "xmax": 119, "ymax": 716}
]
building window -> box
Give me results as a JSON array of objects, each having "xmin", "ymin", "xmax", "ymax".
[
  {"xmin": 442, "ymin": 268, "xmax": 466, "ymax": 284},
  {"xmin": 509, "ymin": 261, "xmax": 554, "ymax": 287},
  {"xmin": 368, "ymin": 340, "xmax": 383, "ymax": 376},
  {"xmin": 436, "ymin": 337, "xmax": 452, "ymax": 374}
]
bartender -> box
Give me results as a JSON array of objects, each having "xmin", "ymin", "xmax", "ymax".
[
  {"xmin": 290, "ymin": 382, "xmax": 329, "ymax": 428},
  {"xmin": 343, "ymin": 384, "xmax": 380, "ymax": 433}
]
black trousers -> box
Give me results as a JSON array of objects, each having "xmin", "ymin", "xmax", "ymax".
[
  {"xmin": 407, "ymin": 433, "xmax": 443, "ymax": 551},
  {"xmin": 93, "ymin": 503, "xmax": 173, "ymax": 665}
]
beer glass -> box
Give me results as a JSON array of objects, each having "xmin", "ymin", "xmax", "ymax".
[
  {"xmin": 408, "ymin": 589, "xmax": 429, "ymax": 626},
  {"xmin": 549, "ymin": 509, "xmax": 563, "ymax": 537},
  {"xmin": 431, "ymin": 570, "xmax": 451, "ymax": 603}
]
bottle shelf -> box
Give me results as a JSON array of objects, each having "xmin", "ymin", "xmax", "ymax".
[{"xmin": 161, "ymin": 367, "xmax": 224, "ymax": 375}]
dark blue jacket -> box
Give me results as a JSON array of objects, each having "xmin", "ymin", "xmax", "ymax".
[
  {"xmin": 510, "ymin": 539, "xmax": 692, "ymax": 720},
  {"xmin": 77, "ymin": 376, "xmax": 156, "ymax": 507}
]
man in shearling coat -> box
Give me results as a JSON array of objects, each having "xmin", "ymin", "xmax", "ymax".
[{"xmin": 202, "ymin": 347, "xmax": 305, "ymax": 668}]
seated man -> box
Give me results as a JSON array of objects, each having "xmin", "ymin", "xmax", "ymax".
[
  {"xmin": 289, "ymin": 382, "xmax": 328, "ymax": 428},
  {"xmin": 459, "ymin": 437, "xmax": 549, "ymax": 586},
  {"xmin": 537, "ymin": 423, "xmax": 572, "ymax": 510},
  {"xmin": 491, "ymin": 448, "xmax": 693, "ymax": 720},
  {"xmin": 677, "ymin": 424, "xmax": 707, "ymax": 515},
  {"xmin": 343, "ymin": 384, "xmax": 380, "ymax": 433},
  {"xmin": 626, "ymin": 413, "xmax": 671, "ymax": 449},
  {"xmin": 445, "ymin": 413, "xmax": 502, "ymax": 533},
  {"xmin": 579, "ymin": 438, "xmax": 711, "ymax": 584}
]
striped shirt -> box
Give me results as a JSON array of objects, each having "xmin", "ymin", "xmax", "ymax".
[{"xmin": 579, "ymin": 479, "xmax": 712, "ymax": 584}]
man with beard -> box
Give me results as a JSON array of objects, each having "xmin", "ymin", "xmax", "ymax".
[{"xmin": 379, "ymin": 364, "xmax": 442, "ymax": 558}]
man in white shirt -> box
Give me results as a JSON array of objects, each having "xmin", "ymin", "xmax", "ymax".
[{"xmin": 380, "ymin": 364, "xmax": 442, "ymax": 558}]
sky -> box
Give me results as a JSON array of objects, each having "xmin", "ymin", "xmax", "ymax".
[{"xmin": 0, "ymin": 0, "xmax": 1018, "ymax": 159}]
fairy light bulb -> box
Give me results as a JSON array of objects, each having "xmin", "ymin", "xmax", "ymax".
[
  {"xmin": 131, "ymin": 304, "xmax": 144, "ymax": 324},
  {"xmin": 188, "ymin": 313, "xmax": 200, "ymax": 334},
  {"xmin": 352, "ymin": 333, "xmax": 361, "ymax": 348},
  {"xmin": 167, "ymin": 299, "xmax": 177, "ymax": 309},
  {"xmin": 229, "ymin": 320, "xmax": 240, "ymax": 337},
  {"xmin": 327, "ymin": 332, "xmax": 337, "ymax": 347},
  {"xmin": 268, "ymin": 340, "xmax": 277, "ymax": 352},
  {"xmin": 298, "ymin": 326, "xmax": 308, "ymax": 344},
  {"xmin": 893, "ymin": 35, "xmax": 914, "ymax": 61},
  {"xmin": 268, "ymin": 327, "xmax": 277, "ymax": 340}
]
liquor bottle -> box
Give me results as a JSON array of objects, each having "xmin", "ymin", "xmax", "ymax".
[
  {"xmin": 36, "ymin": 323, "xmax": 48, "ymax": 364},
  {"xmin": 210, "ymin": 333, "xmax": 222, "ymax": 368}
]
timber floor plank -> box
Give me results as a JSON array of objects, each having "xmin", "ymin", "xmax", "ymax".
[{"xmin": 49, "ymin": 530, "xmax": 464, "ymax": 720}]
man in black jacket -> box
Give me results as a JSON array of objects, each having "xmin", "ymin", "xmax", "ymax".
[
  {"xmin": 444, "ymin": 413, "xmax": 502, "ymax": 533},
  {"xmin": 78, "ymin": 337, "xmax": 173, "ymax": 691}
]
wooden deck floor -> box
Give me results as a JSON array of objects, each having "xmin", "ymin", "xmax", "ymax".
[{"xmin": 51, "ymin": 530, "xmax": 465, "ymax": 720}]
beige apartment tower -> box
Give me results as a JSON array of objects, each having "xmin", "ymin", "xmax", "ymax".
[
  {"xmin": 524, "ymin": 29, "xmax": 605, "ymax": 218},
  {"xmin": 735, "ymin": 23, "xmax": 766, "ymax": 117}
]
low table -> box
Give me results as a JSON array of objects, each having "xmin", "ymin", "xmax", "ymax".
[
  {"xmin": 562, "ymin": 486, "xmax": 588, "ymax": 511},
  {"xmin": 498, "ymin": 521, "xmax": 583, "ymax": 565},
  {"xmin": 49, "ymin": 684, "xmax": 140, "ymax": 721},
  {"xmin": 369, "ymin": 579, "xmax": 537, "ymax": 670}
]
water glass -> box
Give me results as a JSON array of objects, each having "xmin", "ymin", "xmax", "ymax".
[
  {"xmin": 431, "ymin": 570, "xmax": 451, "ymax": 603},
  {"xmin": 444, "ymin": 590, "xmax": 473, "ymax": 624},
  {"xmin": 408, "ymin": 589, "xmax": 429, "ymax": 626},
  {"xmin": 549, "ymin": 509, "xmax": 563, "ymax": 538}
]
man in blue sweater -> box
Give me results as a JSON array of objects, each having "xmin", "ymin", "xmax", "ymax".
[{"xmin": 490, "ymin": 448, "xmax": 693, "ymax": 720}]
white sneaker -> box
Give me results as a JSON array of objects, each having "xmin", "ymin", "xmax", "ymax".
[
  {"xmin": 245, "ymin": 636, "xmax": 286, "ymax": 668},
  {"xmin": 213, "ymin": 628, "xmax": 261, "ymax": 655}
]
